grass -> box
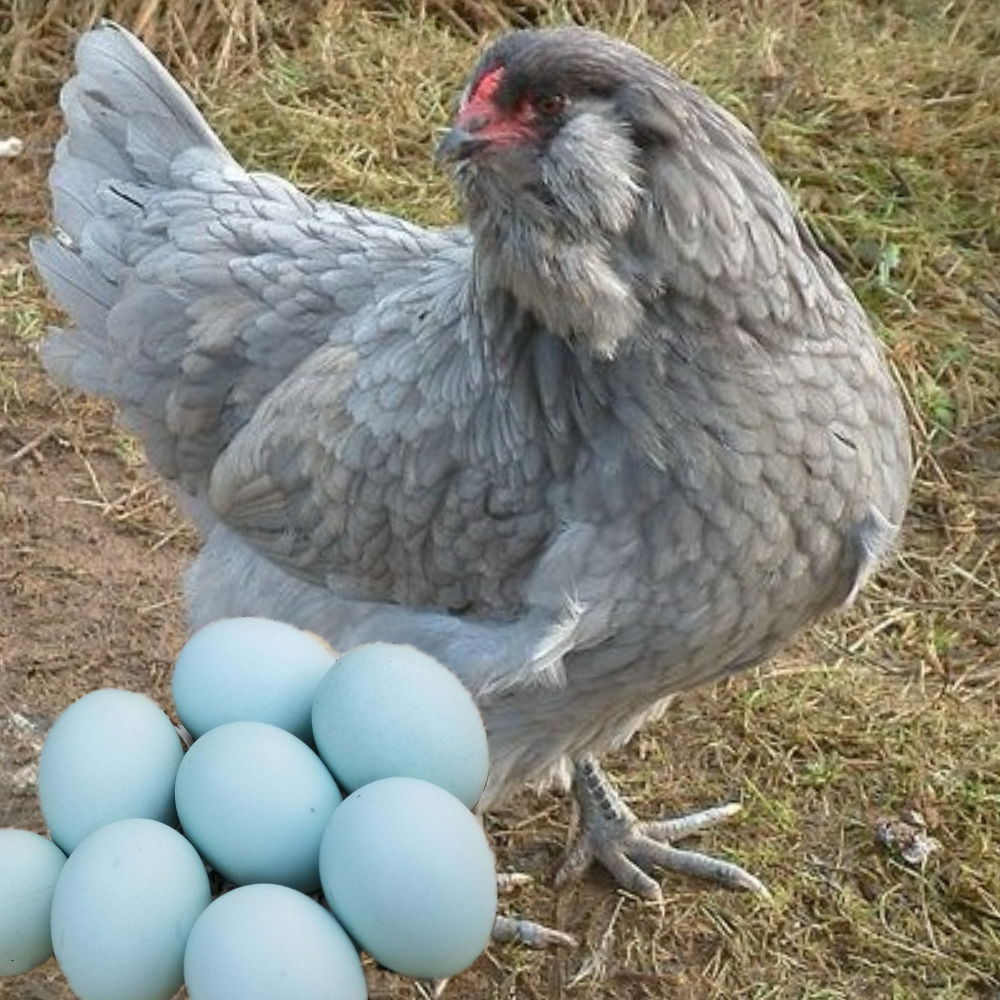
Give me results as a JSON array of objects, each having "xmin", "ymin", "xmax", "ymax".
[
  {"xmin": 0, "ymin": 262, "xmax": 48, "ymax": 345},
  {"xmin": 2, "ymin": 1, "xmax": 999, "ymax": 997}
]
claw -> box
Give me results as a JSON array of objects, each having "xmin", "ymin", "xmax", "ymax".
[
  {"xmin": 643, "ymin": 801, "xmax": 744, "ymax": 840},
  {"xmin": 557, "ymin": 755, "xmax": 769, "ymax": 900},
  {"xmin": 490, "ymin": 871, "xmax": 577, "ymax": 947},
  {"xmin": 628, "ymin": 837, "xmax": 770, "ymax": 897},
  {"xmin": 492, "ymin": 914, "xmax": 577, "ymax": 948},
  {"xmin": 553, "ymin": 829, "xmax": 597, "ymax": 890}
]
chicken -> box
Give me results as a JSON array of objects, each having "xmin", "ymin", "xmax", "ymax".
[{"xmin": 32, "ymin": 23, "xmax": 912, "ymax": 914}]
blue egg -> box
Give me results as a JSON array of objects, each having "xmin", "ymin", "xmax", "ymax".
[
  {"xmin": 0, "ymin": 829, "xmax": 66, "ymax": 975},
  {"xmin": 172, "ymin": 618, "xmax": 336, "ymax": 744},
  {"xmin": 184, "ymin": 883, "xmax": 367, "ymax": 1000},
  {"xmin": 175, "ymin": 721, "xmax": 342, "ymax": 892},
  {"xmin": 312, "ymin": 643, "xmax": 489, "ymax": 807},
  {"xmin": 50, "ymin": 819, "xmax": 211, "ymax": 1000},
  {"xmin": 319, "ymin": 777, "xmax": 497, "ymax": 979},
  {"xmin": 38, "ymin": 689, "xmax": 183, "ymax": 854}
]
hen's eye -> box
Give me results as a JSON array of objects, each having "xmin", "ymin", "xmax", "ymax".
[{"xmin": 534, "ymin": 94, "xmax": 567, "ymax": 117}]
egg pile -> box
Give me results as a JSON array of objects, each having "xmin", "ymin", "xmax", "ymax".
[{"xmin": 1, "ymin": 620, "xmax": 498, "ymax": 1000}]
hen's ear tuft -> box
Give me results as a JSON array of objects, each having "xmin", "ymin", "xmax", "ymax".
[{"xmin": 613, "ymin": 82, "xmax": 686, "ymax": 153}]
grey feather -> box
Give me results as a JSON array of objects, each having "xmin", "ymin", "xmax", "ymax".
[{"xmin": 33, "ymin": 23, "xmax": 912, "ymax": 808}]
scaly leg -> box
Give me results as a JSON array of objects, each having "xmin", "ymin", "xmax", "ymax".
[{"xmin": 555, "ymin": 755, "xmax": 769, "ymax": 902}]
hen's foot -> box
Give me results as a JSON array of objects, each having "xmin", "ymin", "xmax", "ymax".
[
  {"xmin": 492, "ymin": 914, "xmax": 577, "ymax": 947},
  {"xmin": 492, "ymin": 871, "xmax": 577, "ymax": 947},
  {"xmin": 555, "ymin": 755, "xmax": 769, "ymax": 903}
]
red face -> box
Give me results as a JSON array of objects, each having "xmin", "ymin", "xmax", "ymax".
[{"xmin": 440, "ymin": 65, "xmax": 567, "ymax": 162}]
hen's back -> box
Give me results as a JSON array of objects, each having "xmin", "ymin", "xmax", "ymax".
[{"xmin": 32, "ymin": 22, "xmax": 466, "ymax": 498}]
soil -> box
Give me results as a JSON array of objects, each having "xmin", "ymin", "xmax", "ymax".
[{"xmin": 0, "ymin": 356, "xmax": 193, "ymax": 817}]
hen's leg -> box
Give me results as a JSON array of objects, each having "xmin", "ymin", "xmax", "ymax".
[{"xmin": 555, "ymin": 755, "xmax": 769, "ymax": 901}]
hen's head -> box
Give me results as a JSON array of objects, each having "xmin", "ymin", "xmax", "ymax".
[
  {"xmin": 438, "ymin": 29, "xmax": 656, "ymax": 234},
  {"xmin": 438, "ymin": 28, "xmax": 802, "ymax": 360}
]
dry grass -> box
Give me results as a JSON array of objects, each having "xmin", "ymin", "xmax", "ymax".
[{"xmin": 2, "ymin": 1, "xmax": 1000, "ymax": 998}]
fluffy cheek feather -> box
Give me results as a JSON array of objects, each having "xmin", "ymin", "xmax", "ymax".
[
  {"xmin": 464, "ymin": 109, "xmax": 648, "ymax": 357},
  {"xmin": 540, "ymin": 110, "xmax": 642, "ymax": 234}
]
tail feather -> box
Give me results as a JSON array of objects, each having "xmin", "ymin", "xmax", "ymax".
[
  {"xmin": 33, "ymin": 21, "xmax": 433, "ymax": 495},
  {"xmin": 34, "ymin": 21, "xmax": 234, "ymax": 395},
  {"xmin": 31, "ymin": 21, "xmax": 238, "ymax": 465},
  {"xmin": 48, "ymin": 154, "xmax": 110, "ymax": 240},
  {"xmin": 37, "ymin": 326, "xmax": 110, "ymax": 397},
  {"xmin": 57, "ymin": 23, "xmax": 228, "ymax": 221},
  {"xmin": 31, "ymin": 237, "xmax": 114, "ymax": 336}
]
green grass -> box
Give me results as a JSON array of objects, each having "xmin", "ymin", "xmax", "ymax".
[{"xmin": 0, "ymin": 262, "xmax": 48, "ymax": 345}]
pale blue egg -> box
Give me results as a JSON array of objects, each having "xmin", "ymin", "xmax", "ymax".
[
  {"xmin": 319, "ymin": 777, "xmax": 497, "ymax": 979},
  {"xmin": 184, "ymin": 883, "xmax": 367, "ymax": 1000},
  {"xmin": 50, "ymin": 818, "xmax": 211, "ymax": 1000},
  {"xmin": 172, "ymin": 618, "xmax": 336, "ymax": 744},
  {"xmin": 0, "ymin": 829, "xmax": 66, "ymax": 975},
  {"xmin": 311, "ymin": 643, "xmax": 489, "ymax": 807},
  {"xmin": 175, "ymin": 721, "xmax": 342, "ymax": 892},
  {"xmin": 37, "ymin": 689, "xmax": 183, "ymax": 854}
]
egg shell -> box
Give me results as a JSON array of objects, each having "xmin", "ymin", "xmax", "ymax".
[
  {"xmin": 172, "ymin": 617, "xmax": 336, "ymax": 744},
  {"xmin": 319, "ymin": 776, "xmax": 497, "ymax": 979},
  {"xmin": 175, "ymin": 721, "xmax": 342, "ymax": 892},
  {"xmin": 50, "ymin": 818, "xmax": 211, "ymax": 1000},
  {"xmin": 184, "ymin": 883, "xmax": 367, "ymax": 1000},
  {"xmin": 312, "ymin": 643, "xmax": 489, "ymax": 808},
  {"xmin": 37, "ymin": 688, "xmax": 183, "ymax": 854},
  {"xmin": 0, "ymin": 829, "xmax": 66, "ymax": 976}
]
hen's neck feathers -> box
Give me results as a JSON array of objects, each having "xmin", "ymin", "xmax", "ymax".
[
  {"xmin": 460, "ymin": 69, "xmax": 843, "ymax": 365},
  {"xmin": 461, "ymin": 102, "xmax": 644, "ymax": 358}
]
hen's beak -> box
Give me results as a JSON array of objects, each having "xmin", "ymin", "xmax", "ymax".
[{"xmin": 434, "ymin": 124, "xmax": 487, "ymax": 165}]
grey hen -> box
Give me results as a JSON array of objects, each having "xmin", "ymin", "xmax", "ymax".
[{"xmin": 33, "ymin": 23, "xmax": 911, "ymax": 906}]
